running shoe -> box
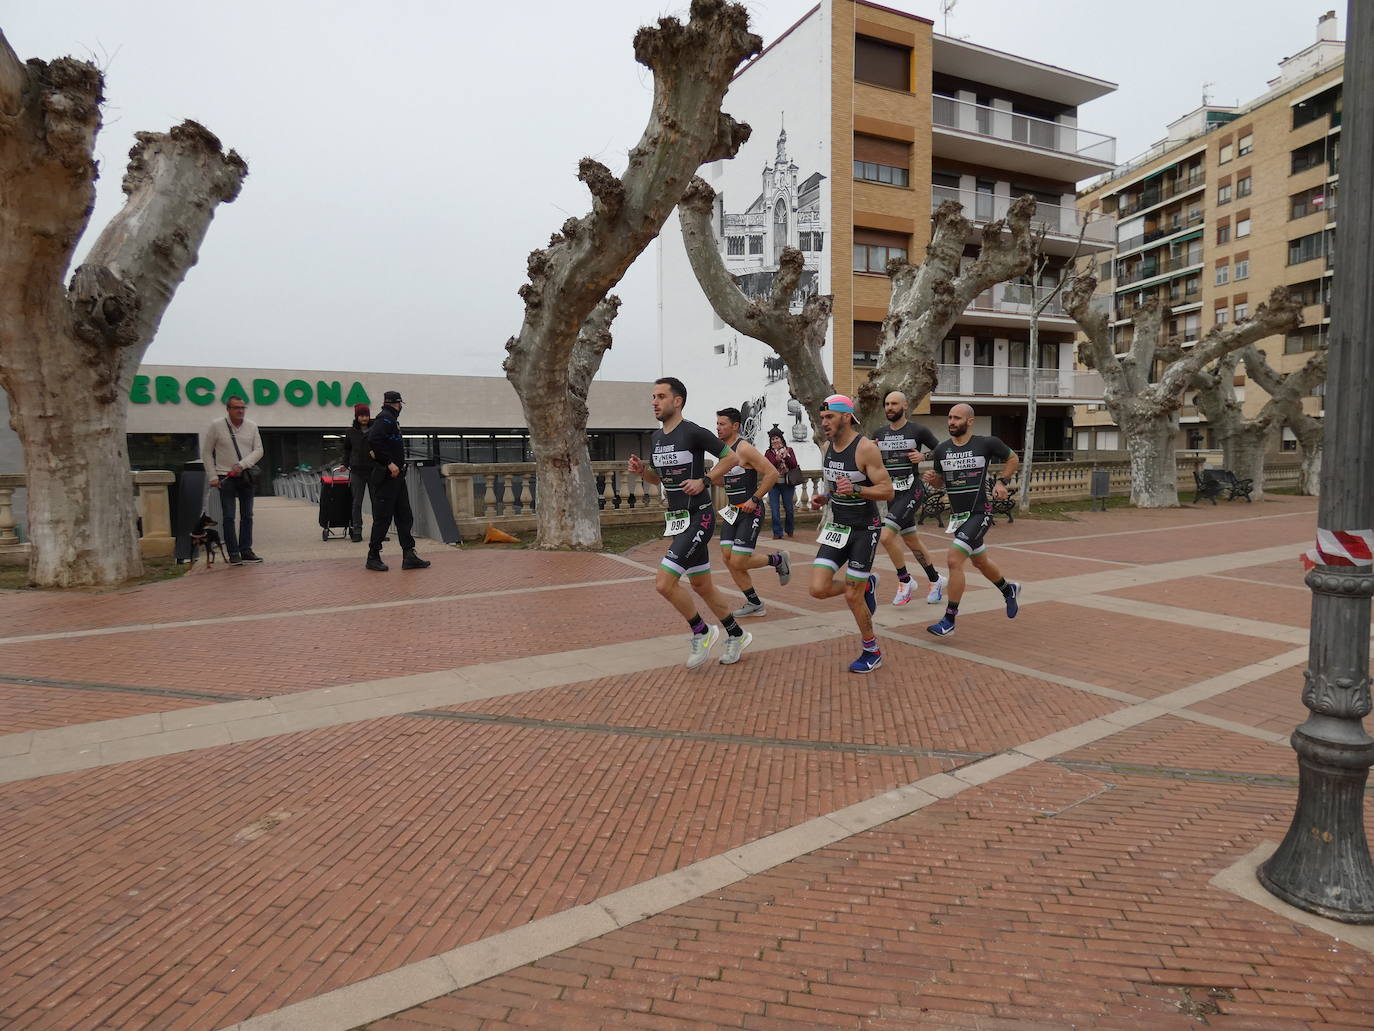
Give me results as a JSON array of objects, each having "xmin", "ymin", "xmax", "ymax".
[
  {"xmin": 849, "ymin": 650, "xmax": 883, "ymax": 674},
  {"xmin": 864, "ymin": 573, "xmax": 878, "ymax": 615},
  {"xmin": 686, "ymin": 625, "xmax": 720, "ymax": 669},
  {"xmin": 775, "ymin": 552, "xmax": 791, "ymax": 586},
  {"xmin": 719, "ymin": 630, "xmax": 754, "ymax": 665},
  {"xmin": 1004, "ymin": 582, "xmax": 1021, "ymax": 619},
  {"xmin": 892, "ymin": 579, "xmax": 914, "ymax": 606},
  {"xmin": 732, "ymin": 600, "xmax": 767, "ymax": 618},
  {"xmin": 926, "ymin": 574, "xmax": 948, "ymax": 604},
  {"xmin": 927, "ymin": 617, "xmax": 956, "ymax": 637}
]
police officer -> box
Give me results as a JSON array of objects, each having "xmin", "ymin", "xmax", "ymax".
[{"xmin": 364, "ymin": 390, "xmax": 431, "ymax": 572}]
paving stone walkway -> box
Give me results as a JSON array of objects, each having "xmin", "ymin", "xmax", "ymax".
[{"xmin": 2, "ymin": 494, "xmax": 1373, "ymax": 1030}]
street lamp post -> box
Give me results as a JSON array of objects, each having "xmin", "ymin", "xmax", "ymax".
[{"xmin": 1257, "ymin": 0, "xmax": 1374, "ymax": 922}]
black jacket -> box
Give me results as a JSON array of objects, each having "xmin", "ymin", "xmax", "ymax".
[
  {"xmin": 366, "ymin": 403, "xmax": 405, "ymax": 471},
  {"xmin": 341, "ymin": 421, "xmax": 375, "ymax": 474}
]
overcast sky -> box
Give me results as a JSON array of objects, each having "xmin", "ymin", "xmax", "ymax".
[{"xmin": 5, "ymin": 0, "xmax": 1332, "ymax": 384}]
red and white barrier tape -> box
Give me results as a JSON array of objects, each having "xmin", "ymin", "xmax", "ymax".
[{"xmin": 1301, "ymin": 528, "xmax": 1374, "ymax": 571}]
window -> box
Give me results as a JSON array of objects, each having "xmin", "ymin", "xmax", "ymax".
[
  {"xmin": 798, "ymin": 231, "xmax": 823, "ymax": 251},
  {"xmin": 1217, "ymin": 184, "xmax": 1232, "ymax": 205},
  {"xmin": 1235, "ymin": 303, "xmax": 1248, "ymax": 322},
  {"xmin": 855, "ymin": 35, "xmax": 911, "ymax": 91},
  {"xmin": 1215, "ymin": 307, "xmax": 1228, "ymax": 326},
  {"xmin": 1217, "ymin": 224, "xmax": 1231, "ymax": 244},
  {"xmin": 853, "ymin": 161, "xmax": 910, "ymax": 187},
  {"xmin": 1215, "ymin": 264, "xmax": 1230, "ymax": 286},
  {"xmin": 1236, "ymin": 218, "xmax": 1251, "ymax": 238},
  {"xmin": 726, "ymin": 237, "xmax": 745, "ymax": 256},
  {"xmin": 1285, "ymin": 325, "xmax": 1324, "ymax": 353},
  {"xmin": 1099, "ymin": 260, "xmax": 1113, "ymax": 280},
  {"xmin": 1238, "ymin": 133, "xmax": 1253, "ymax": 156},
  {"xmin": 1234, "ymin": 259, "xmax": 1249, "ymax": 280},
  {"xmin": 853, "ymin": 133, "xmax": 910, "ymax": 187},
  {"xmin": 748, "ymin": 235, "xmax": 763, "ymax": 255},
  {"xmin": 1290, "ymin": 184, "xmax": 1333, "ymax": 219},
  {"xmin": 1288, "ymin": 231, "xmax": 1325, "ymax": 265},
  {"xmin": 1219, "ymin": 142, "xmax": 1234, "ymax": 164},
  {"xmin": 1293, "ymin": 85, "xmax": 1342, "ymax": 130},
  {"xmin": 1237, "ymin": 176, "xmax": 1252, "ymax": 198},
  {"xmin": 1291, "ymin": 138, "xmax": 1330, "ymax": 175},
  {"xmin": 853, "ymin": 228, "xmax": 908, "ymax": 273}
]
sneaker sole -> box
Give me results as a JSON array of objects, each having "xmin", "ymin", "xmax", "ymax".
[
  {"xmin": 926, "ymin": 625, "xmax": 956, "ymax": 638},
  {"xmin": 719, "ymin": 632, "xmax": 753, "ymax": 665},
  {"xmin": 686, "ymin": 628, "xmax": 721, "ymax": 669},
  {"xmin": 776, "ymin": 555, "xmax": 791, "ymax": 586}
]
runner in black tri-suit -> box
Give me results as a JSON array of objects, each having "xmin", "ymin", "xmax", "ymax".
[
  {"xmin": 628, "ymin": 378, "xmax": 753, "ymax": 667},
  {"xmin": 922, "ymin": 403, "xmax": 1022, "ymax": 638},
  {"xmin": 807, "ymin": 394, "xmax": 894, "ymax": 674},
  {"xmin": 714, "ymin": 407, "xmax": 790, "ymax": 618},
  {"xmin": 873, "ymin": 390, "xmax": 947, "ymax": 606}
]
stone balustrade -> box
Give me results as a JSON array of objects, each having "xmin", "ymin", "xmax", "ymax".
[{"xmin": 0, "ymin": 470, "xmax": 177, "ymax": 566}]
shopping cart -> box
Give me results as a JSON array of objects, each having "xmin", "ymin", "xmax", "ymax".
[{"xmin": 318, "ymin": 466, "xmax": 353, "ymax": 541}]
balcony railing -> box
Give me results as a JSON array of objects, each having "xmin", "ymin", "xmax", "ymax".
[
  {"xmin": 1116, "ymin": 172, "xmax": 1206, "ymax": 217},
  {"xmin": 969, "ymin": 281, "xmax": 1070, "ymax": 317},
  {"xmin": 930, "ymin": 185, "xmax": 1115, "ymax": 246},
  {"xmin": 933, "ymin": 363, "xmax": 1104, "ymax": 400},
  {"xmin": 1116, "ymin": 250, "xmax": 1203, "ymax": 287},
  {"xmin": 931, "ymin": 95, "xmax": 1116, "ymax": 165}
]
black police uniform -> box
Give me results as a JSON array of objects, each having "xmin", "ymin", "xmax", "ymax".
[{"xmin": 366, "ymin": 395, "xmax": 416, "ymax": 556}]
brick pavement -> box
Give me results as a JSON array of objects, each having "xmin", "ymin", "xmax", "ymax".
[{"xmin": 2, "ymin": 495, "xmax": 1372, "ymax": 1031}]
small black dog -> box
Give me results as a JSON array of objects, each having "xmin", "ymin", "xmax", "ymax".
[{"xmin": 191, "ymin": 513, "xmax": 229, "ymax": 566}]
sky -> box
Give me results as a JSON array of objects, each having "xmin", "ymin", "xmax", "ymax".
[{"xmin": 3, "ymin": 0, "xmax": 1332, "ymax": 384}]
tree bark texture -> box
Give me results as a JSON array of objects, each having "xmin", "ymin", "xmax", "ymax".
[
  {"xmin": 0, "ymin": 32, "xmax": 246, "ymax": 586},
  {"xmin": 1067, "ymin": 275, "xmax": 1302, "ymax": 507},
  {"xmin": 1244, "ymin": 345, "xmax": 1328, "ymax": 497},
  {"xmin": 503, "ymin": 0, "xmax": 760, "ymax": 549},
  {"xmin": 854, "ymin": 197, "xmax": 1038, "ymax": 429},
  {"xmin": 678, "ymin": 177, "xmax": 834, "ymax": 441}
]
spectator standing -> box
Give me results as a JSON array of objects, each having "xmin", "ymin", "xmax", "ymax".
[
  {"xmin": 201, "ymin": 395, "xmax": 264, "ymax": 564},
  {"xmin": 341, "ymin": 402, "xmax": 375, "ymax": 542},
  {"xmin": 364, "ymin": 390, "xmax": 430, "ymax": 572},
  {"xmin": 764, "ymin": 426, "xmax": 799, "ymax": 539}
]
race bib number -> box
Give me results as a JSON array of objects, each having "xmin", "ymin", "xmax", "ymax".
[
  {"xmin": 717, "ymin": 504, "xmax": 738, "ymax": 525},
  {"xmin": 891, "ymin": 474, "xmax": 914, "ymax": 492},
  {"xmin": 664, "ymin": 510, "xmax": 690, "ymax": 536},
  {"xmin": 945, "ymin": 512, "xmax": 970, "ymax": 535},
  {"xmin": 819, "ymin": 522, "xmax": 852, "ymax": 548}
]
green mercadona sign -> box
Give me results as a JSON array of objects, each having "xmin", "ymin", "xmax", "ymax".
[{"xmin": 129, "ymin": 375, "xmax": 371, "ymax": 409}]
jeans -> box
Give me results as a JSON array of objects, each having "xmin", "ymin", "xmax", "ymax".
[
  {"xmin": 349, "ymin": 469, "xmax": 372, "ymax": 536},
  {"xmin": 369, "ymin": 469, "xmax": 415, "ymax": 553},
  {"xmin": 217, "ymin": 474, "xmax": 255, "ymax": 556},
  {"xmin": 768, "ymin": 484, "xmax": 795, "ymax": 537}
]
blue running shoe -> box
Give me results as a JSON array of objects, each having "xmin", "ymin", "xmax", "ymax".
[
  {"xmin": 927, "ymin": 616, "xmax": 956, "ymax": 637},
  {"xmin": 864, "ymin": 573, "xmax": 878, "ymax": 615},
  {"xmin": 1004, "ymin": 582, "xmax": 1021, "ymax": 619},
  {"xmin": 849, "ymin": 649, "xmax": 883, "ymax": 674}
]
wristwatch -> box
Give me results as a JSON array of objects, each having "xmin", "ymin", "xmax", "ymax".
[{"xmin": 997, "ymin": 477, "xmax": 1010, "ymax": 486}]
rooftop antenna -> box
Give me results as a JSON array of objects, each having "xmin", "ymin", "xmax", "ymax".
[
  {"xmin": 942, "ymin": 0, "xmax": 957, "ymax": 35},
  {"xmin": 1201, "ymin": 80, "xmax": 1215, "ymax": 106}
]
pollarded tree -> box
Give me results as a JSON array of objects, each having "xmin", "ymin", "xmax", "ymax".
[
  {"xmin": 678, "ymin": 189, "xmax": 1038, "ymax": 433},
  {"xmin": 0, "ymin": 31, "xmax": 247, "ymax": 587},
  {"xmin": 1243, "ymin": 344, "xmax": 1327, "ymax": 495},
  {"xmin": 1065, "ymin": 276, "xmax": 1302, "ymax": 507},
  {"xmin": 503, "ymin": 0, "xmax": 760, "ymax": 549}
]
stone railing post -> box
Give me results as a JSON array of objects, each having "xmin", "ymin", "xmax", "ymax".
[
  {"xmin": 134, "ymin": 470, "xmax": 176, "ymax": 558},
  {"xmin": 0, "ymin": 484, "xmax": 19, "ymax": 548}
]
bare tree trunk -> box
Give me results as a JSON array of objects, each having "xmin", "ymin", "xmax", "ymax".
[
  {"xmin": 677, "ymin": 177, "xmax": 833, "ymax": 438},
  {"xmin": 0, "ymin": 33, "xmax": 246, "ymax": 586},
  {"xmin": 1227, "ymin": 424, "xmax": 1268, "ymax": 496},
  {"xmin": 1298, "ymin": 429, "xmax": 1323, "ymax": 495},
  {"xmin": 1067, "ymin": 276, "xmax": 1302, "ymax": 508},
  {"xmin": 503, "ymin": 1, "xmax": 759, "ymax": 549}
]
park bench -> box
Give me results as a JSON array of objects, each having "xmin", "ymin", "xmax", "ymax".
[
  {"xmin": 1193, "ymin": 468, "xmax": 1253, "ymax": 504},
  {"xmin": 916, "ymin": 488, "xmax": 948, "ymax": 528},
  {"xmin": 990, "ymin": 485, "xmax": 1018, "ymax": 524}
]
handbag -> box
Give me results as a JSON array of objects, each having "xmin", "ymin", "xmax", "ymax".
[
  {"xmin": 225, "ymin": 418, "xmax": 256, "ymax": 487},
  {"xmin": 784, "ymin": 463, "xmax": 803, "ymax": 488}
]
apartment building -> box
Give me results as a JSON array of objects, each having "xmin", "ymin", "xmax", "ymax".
[
  {"xmin": 1076, "ymin": 10, "xmax": 1343, "ymax": 454},
  {"xmin": 654, "ymin": 0, "xmax": 1117, "ymax": 465}
]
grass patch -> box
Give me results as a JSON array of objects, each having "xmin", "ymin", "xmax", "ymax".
[
  {"xmin": 1007, "ymin": 495, "xmax": 1136, "ymax": 521},
  {"xmin": 0, "ymin": 556, "xmax": 189, "ymax": 592}
]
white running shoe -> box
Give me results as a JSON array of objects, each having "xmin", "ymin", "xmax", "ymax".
[
  {"xmin": 892, "ymin": 579, "xmax": 914, "ymax": 606},
  {"xmin": 686, "ymin": 625, "xmax": 720, "ymax": 669},
  {"xmin": 732, "ymin": 600, "xmax": 767, "ymax": 618},
  {"xmin": 719, "ymin": 630, "xmax": 754, "ymax": 665},
  {"xmin": 926, "ymin": 575, "xmax": 948, "ymax": 604}
]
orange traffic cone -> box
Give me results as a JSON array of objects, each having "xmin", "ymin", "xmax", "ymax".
[{"xmin": 483, "ymin": 524, "xmax": 520, "ymax": 544}]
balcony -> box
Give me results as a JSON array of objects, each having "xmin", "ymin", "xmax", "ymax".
[
  {"xmin": 1115, "ymin": 172, "xmax": 1205, "ymax": 218},
  {"xmin": 931, "ymin": 95, "xmax": 1116, "ymax": 181},
  {"xmin": 930, "ymin": 185, "xmax": 1114, "ymax": 254},
  {"xmin": 931, "ymin": 363, "xmax": 1105, "ymax": 403},
  {"xmin": 1115, "ymin": 211, "xmax": 1205, "ymax": 255},
  {"xmin": 1115, "ymin": 250, "xmax": 1203, "ymax": 289},
  {"xmin": 960, "ymin": 282, "xmax": 1076, "ymax": 328}
]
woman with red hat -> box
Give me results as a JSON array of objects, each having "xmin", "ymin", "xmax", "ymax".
[{"xmin": 341, "ymin": 402, "xmax": 375, "ymax": 542}]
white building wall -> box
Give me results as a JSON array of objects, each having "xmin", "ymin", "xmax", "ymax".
[{"xmin": 655, "ymin": 4, "xmax": 832, "ymax": 467}]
